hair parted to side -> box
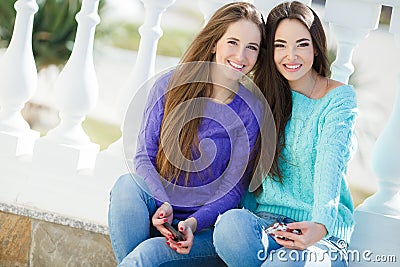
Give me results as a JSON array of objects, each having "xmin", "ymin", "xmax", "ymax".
[
  {"xmin": 261, "ymin": 1, "xmax": 329, "ymax": 185},
  {"xmin": 156, "ymin": 2, "xmax": 266, "ymax": 185}
]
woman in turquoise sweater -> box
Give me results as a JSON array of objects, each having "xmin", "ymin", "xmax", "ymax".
[{"xmin": 213, "ymin": 2, "xmax": 357, "ymax": 266}]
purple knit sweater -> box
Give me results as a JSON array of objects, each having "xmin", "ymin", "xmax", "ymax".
[{"xmin": 134, "ymin": 71, "xmax": 263, "ymax": 232}]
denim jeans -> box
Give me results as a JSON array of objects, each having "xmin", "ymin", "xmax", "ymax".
[
  {"xmin": 213, "ymin": 209, "xmax": 348, "ymax": 267},
  {"xmin": 108, "ymin": 173, "xmax": 226, "ymax": 266}
]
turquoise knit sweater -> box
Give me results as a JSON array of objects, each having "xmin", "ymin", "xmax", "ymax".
[{"xmin": 255, "ymin": 85, "xmax": 357, "ymax": 243}]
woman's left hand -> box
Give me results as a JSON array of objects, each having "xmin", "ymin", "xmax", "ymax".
[
  {"xmin": 166, "ymin": 217, "xmax": 197, "ymax": 254},
  {"xmin": 274, "ymin": 221, "xmax": 327, "ymax": 250},
  {"xmin": 152, "ymin": 202, "xmax": 174, "ymax": 238}
]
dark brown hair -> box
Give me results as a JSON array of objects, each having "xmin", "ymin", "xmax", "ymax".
[
  {"xmin": 156, "ymin": 2, "xmax": 267, "ymax": 184},
  {"xmin": 262, "ymin": 1, "xmax": 329, "ymax": 184}
]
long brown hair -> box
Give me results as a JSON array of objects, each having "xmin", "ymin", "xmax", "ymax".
[
  {"xmin": 262, "ymin": 1, "xmax": 329, "ymax": 184},
  {"xmin": 156, "ymin": 2, "xmax": 266, "ymax": 184}
]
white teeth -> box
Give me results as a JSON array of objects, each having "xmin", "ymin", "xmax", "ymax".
[
  {"xmin": 285, "ymin": 64, "xmax": 300, "ymax": 69},
  {"xmin": 229, "ymin": 61, "xmax": 244, "ymax": 69}
]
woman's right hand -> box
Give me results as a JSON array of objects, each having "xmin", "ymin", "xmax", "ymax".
[
  {"xmin": 166, "ymin": 217, "xmax": 197, "ymax": 254},
  {"xmin": 274, "ymin": 221, "xmax": 327, "ymax": 250},
  {"xmin": 152, "ymin": 202, "xmax": 174, "ymax": 238}
]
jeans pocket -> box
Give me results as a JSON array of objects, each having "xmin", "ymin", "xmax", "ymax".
[
  {"xmin": 281, "ymin": 216, "xmax": 297, "ymax": 224},
  {"xmin": 256, "ymin": 212, "xmax": 280, "ymax": 222}
]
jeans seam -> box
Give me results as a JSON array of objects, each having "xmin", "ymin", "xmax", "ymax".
[{"xmin": 108, "ymin": 207, "xmax": 124, "ymax": 263}]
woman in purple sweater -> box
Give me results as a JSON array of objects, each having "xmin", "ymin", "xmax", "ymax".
[{"xmin": 108, "ymin": 2, "xmax": 269, "ymax": 266}]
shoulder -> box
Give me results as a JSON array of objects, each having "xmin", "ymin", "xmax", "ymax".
[
  {"xmin": 325, "ymin": 79, "xmax": 355, "ymax": 97},
  {"xmin": 320, "ymin": 84, "xmax": 358, "ymax": 125},
  {"xmin": 153, "ymin": 70, "xmax": 174, "ymax": 89},
  {"xmin": 147, "ymin": 70, "xmax": 175, "ymax": 102},
  {"xmin": 323, "ymin": 80, "xmax": 356, "ymax": 107}
]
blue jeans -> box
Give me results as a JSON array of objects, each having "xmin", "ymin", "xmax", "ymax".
[
  {"xmin": 108, "ymin": 173, "xmax": 226, "ymax": 266},
  {"xmin": 213, "ymin": 209, "xmax": 348, "ymax": 267}
]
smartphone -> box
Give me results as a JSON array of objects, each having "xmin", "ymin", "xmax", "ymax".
[
  {"xmin": 163, "ymin": 222, "xmax": 185, "ymax": 242},
  {"xmin": 264, "ymin": 221, "xmax": 302, "ymax": 240}
]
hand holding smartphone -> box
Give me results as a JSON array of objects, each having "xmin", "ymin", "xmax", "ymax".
[{"xmin": 163, "ymin": 222, "xmax": 185, "ymax": 242}]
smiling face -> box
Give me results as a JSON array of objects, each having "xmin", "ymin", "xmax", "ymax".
[
  {"xmin": 212, "ymin": 19, "xmax": 261, "ymax": 81},
  {"xmin": 273, "ymin": 18, "xmax": 315, "ymax": 88}
]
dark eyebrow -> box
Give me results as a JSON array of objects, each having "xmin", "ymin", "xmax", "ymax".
[
  {"xmin": 274, "ymin": 38, "xmax": 311, "ymax": 43},
  {"xmin": 227, "ymin": 37, "xmax": 260, "ymax": 48},
  {"xmin": 296, "ymin": 38, "xmax": 311, "ymax": 43}
]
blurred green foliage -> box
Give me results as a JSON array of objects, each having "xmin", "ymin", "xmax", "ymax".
[
  {"xmin": 0, "ymin": 0, "xmax": 105, "ymax": 69},
  {"xmin": 97, "ymin": 21, "xmax": 195, "ymax": 58},
  {"xmin": 0, "ymin": 0, "xmax": 17, "ymax": 47}
]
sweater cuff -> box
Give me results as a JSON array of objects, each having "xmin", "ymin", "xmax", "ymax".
[
  {"xmin": 311, "ymin": 211, "xmax": 335, "ymax": 238},
  {"xmin": 189, "ymin": 213, "xmax": 210, "ymax": 233}
]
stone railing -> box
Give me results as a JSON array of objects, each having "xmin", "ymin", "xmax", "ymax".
[{"xmin": 0, "ymin": 0, "xmax": 399, "ymax": 266}]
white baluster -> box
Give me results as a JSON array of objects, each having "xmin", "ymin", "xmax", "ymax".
[
  {"xmin": 325, "ymin": 0, "xmax": 381, "ymax": 84},
  {"xmin": 357, "ymin": 5, "xmax": 400, "ymax": 217},
  {"xmin": 358, "ymin": 64, "xmax": 400, "ymax": 216},
  {"xmin": 117, "ymin": 0, "xmax": 177, "ymax": 142},
  {"xmin": 32, "ymin": 0, "xmax": 100, "ymax": 174},
  {"xmin": 345, "ymin": 2, "xmax": 400, "ymax": 266},
  {"xmin": 0, "ymin": 0, "xmax": 40, "ymax": 156},
  {"xmin": 350, "ymin": 33, "xmax": 400, "ymax": 267},
  {"xmin": 94, "ymin": 0, "xmax": 176, "ymax": 179}
]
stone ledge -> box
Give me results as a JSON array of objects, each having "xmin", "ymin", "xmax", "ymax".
[
  {"xmin": 0, "ymin": 209, "xmax": 117, "ymax": 267},
  {"xmin": 0, "ymin": 202, "xmax": 108, "ymax": 235},
  {"xmin": 0, "ymin": 212, "xmax": 31, "ymax": 267}
]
